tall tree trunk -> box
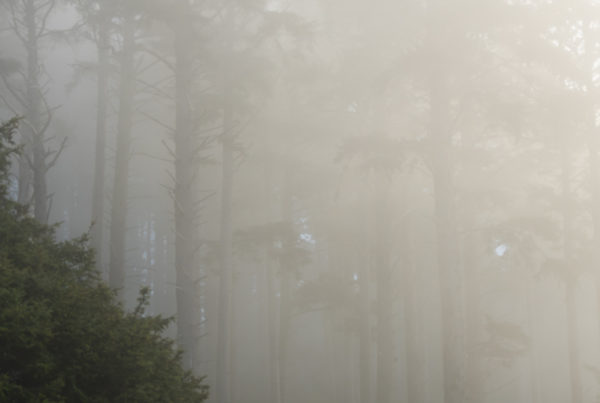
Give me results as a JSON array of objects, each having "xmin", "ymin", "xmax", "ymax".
[
  {"xmin": 565, "ymin": 282, "xmax": 581, "ymax": 403},
  {"xmin": 561, "ymin": 141, "xmax": 582, "ymax": 403},
  {"xmin": 358, "ymin": 201, "xmax": 371, "ymax": 403},
  {"xmin": 22, "ymin": 0, "xmax": 48, "ymax": 222},
  {"xmin": 216, "ymin": 93, "xmax": 234, "ymax": 403},
  {"xmin": 268, "ymin": 256, "xmax": 281, "ymax": 403},
  {"xmin": 525, "ymin": 274, "xmax": 540, "ymax": 403},
  {"xmin": 258, "ymin": 247, "xmax": 274, "ymax": 402},
  {"xmin": 374, "ymin": 179, "xmax": 392, "ymax": 403},
  {"xmin": 173, "ymin": 8, "xmax": 198, "ymax": 371},
  {"xmin": 258, "ymin": 165, "xmax": 277, "ymax": 402},
  {"xmin": 278, "ymin": 167, "xmax": 293, "ymax": 403},
  {"xmin": 429, "ymin": 74, "xmax": 466, "ymax": 403},
  {"xmin": 109, "ymin": 20, "xmax": 135, "ymax": 296},
  {"xmin": 588, "ymin": 113, "xmax": 600, "ymax": 373},
  {"xmin": 464, "ymin": 234, "xmax": 484, "ymax": 402},
  {"xmin": 403, "ymin": 216, "xmax": 420, "ymax": 403},
  {"xmin": 91, "ymin": 22, "xmax": 109, "ymax": 272}
]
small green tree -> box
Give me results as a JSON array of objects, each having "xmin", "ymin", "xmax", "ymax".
[{"xmin": 0, "ymin": 119, "xmax": 208, "ymax": 402}]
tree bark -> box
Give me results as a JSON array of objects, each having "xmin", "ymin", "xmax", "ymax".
[
  {"xmin": 216, "ymin": 88, "xmax": 234, "ymax": 403},
  {"xmin": 429, "ymin": 73, "xmax": 466, "ymax": 403},
  {"xmin": 91, "ymin": 22, "xmax": 109, "ymax": 272},
  {"xmin": 109, "ymin": 19, "xmax": 135, "ymax": 297},
  {"xmin": 173, "ymin": 6, "xmax": 198, "ymax": 371},
  {"xmin": 464, "ymin": 235, "xmax": 484, "ymax": 402},
  {"xmin": 374, "ymin": 179, "xmax": 392, "ymax": 403},
  {"xmin": 358, "ymin": 205, "xmax": 371, "ymax": 403},
  {"xmin": 403, "ymin": 216, "xmax": 420, "ymax": 403},
  {"xmin": 561, "ymin": 140, "xmax": 582, "ymax": 403},
  {"xmin": 588, "ymin": 112, "xmax": 600, "ymax": 380},
  {"xmin": 277, "ymin": 167, "xmax": 293, "ymax": 403},
  {"xmin": 21, "ymin": 0, "xmax": 48, "ymax": 222}
]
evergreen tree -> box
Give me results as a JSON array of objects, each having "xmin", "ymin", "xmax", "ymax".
[{"xmin": 0, "ymin": 119, "xmax": 208, "ymax": 402}]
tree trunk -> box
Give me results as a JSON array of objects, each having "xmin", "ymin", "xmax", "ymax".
[
  {"xmin": 258, "ymin": 166, "xmax": 278, "ymax": 403},
  {"xmin": 464, "ymin": 234, "xmax": 484, "ymax": 402},
  {"xmin": 216, "ymin": 92, "xmax": 234, "ymax": 403},
  {"xmin": 173, "ymin": 8, "xmax": 198, "ymax": 371},
  {"xmin": 588, "ymin": 114, "xmax": 600, "ymax": 376},
  {"xmin": 429, "ymin": 74, "xmax": 466, "ymax": 403},
  {"xmin": 268, "ymin": 257, "xmax": 281, "ymax": 403},
  {"xmin": 565, "ymin": 282, "xmax": 581, "ymax": 403},
  {"xmin": 91, "ymin": 22, "xmax": 109, "ymax": 273},
  {"xmin": 561, "ymin": 141, "xmax": 582, "ymax": 403},
  {"xmin": 374, "ymin": 179, "xmax": 392, "ymax": 403},
  {"xmin": 358, "ymin": 205, "xmax": 371, "ymax": 403},
  {"xmin": 278, "ymin": 168, "xmax": 293, "ymax": 403},
  {"xmin": 403, "ymin": 216, "xmax": 420, "ymax": 403},
  {"xmin": 22, "ymin": 0, "xmax": 47, "ymax": 222},
  {"xmin": 109, "ymin": 19, "xmax": 135, "ymax": 297}
]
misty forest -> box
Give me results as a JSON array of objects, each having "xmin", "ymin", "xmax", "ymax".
[{"xmin": 5, "ymin": 0, "xmax": 600, "ymax": 402}]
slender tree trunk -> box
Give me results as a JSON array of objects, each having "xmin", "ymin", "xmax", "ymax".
[
  {"xmin": 154, "ymin": 219, "xmax": 168, "ymax": 315},
  {"xmin": 403, "ymin": 216, "xmax": 420, "ymax": 403},
  {"xmin": 29, "ymin": 0, "xmax": 49, "ymax": 223},
  {"xmin": 561, "ymin": 141, "xmax": 582, "ymax": 403},
  {"xmin": 259, "ymin": 166, "xmax": 277, "ymax": 402},
  {"xmin": 429, "ymin": 73, "xmax": 466, "ymax": 403},
  {"xmin": 464, "ymin": 234, "xmax": 484, "ymax": 402},
  {"xmin": 17, "ymin": 0, "xmax": 35, "ymax": 206},
  {"xmin": 325, "ymin": 307, "xmax": 338, "ymax": 402},
  {"xmin": 91, "ymin": 23, "xmax": 109, "ymax": 271},
  {"xmin": 588, "ymin": 114, "xmax": 600, "ymax": 373},
  {"xmin": 525, "ymin": 273, "xmax": 540, "ymax": 403},
  {"xmin": 258, "ymin": 247, "xmax": 274, "ymax": 402},
  {"xmin": 278, "ymin": 168, "xmax": 293, "ymax": 403},
  {"xmin": 565, "ymin": 282, "xmax": 581, "ymax": 403},
  {"xmin": 109, "ymin": 20, "xmax": 135, "ymax": 296},
  {"xmin": 216, "ymin": 93, "xmax": 234, "ymax": 403},
  {"xmin": 22, "ymin": 0, "xmax": 47, "ymax": 222},
  {"xmin": 173, "ymin": 9, "xmax": 198, "ymax": 371},
  {"xmin": 374, "ymin": 179, "xmax": 392, "ymax": 403},
  {"xmin": 358, "ymin": 204, "xmax": 371, "ymax": 403},
  {"xmin": 268, "ymin": 257, "xmax": 281, "ymax": 403}
]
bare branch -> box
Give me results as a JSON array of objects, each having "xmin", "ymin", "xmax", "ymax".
[
  {"xmin": 139, "ymin": 45, "xmax": 176, "ymax": 72},
  {"xmin": 138, "ymin": 108, "xmax": 175, "ymax": 133},
  {"xmin": 44, "ymin": 136, "xmax": 68, "ymax": 172},
  {"xmin": 161, "ymin": 139, "xmax": 176, "ymax": 159},
  {"xmin": 37, "ymin": 0, "xmax": 57, "ymax": 38},
  {"xmin": 132, "ymin": 152, "xmax": 173, "ymax": 164},
  {"xmin": 136, "ymin": 78, "xmax": 174, "ymax": 101},
  {"xmin": 0, "ymin": 73, "xmax": 27, "ymax": 108}
]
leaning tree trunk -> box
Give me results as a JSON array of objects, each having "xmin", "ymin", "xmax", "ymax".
[{"xmin": 109, "ymin": 19, "xmax": 135, "ymax": 296}]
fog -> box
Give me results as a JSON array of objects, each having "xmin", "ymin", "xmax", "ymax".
[{"xmin": 2, "ymin": 0, "xmax": 600, "ymax": 402}]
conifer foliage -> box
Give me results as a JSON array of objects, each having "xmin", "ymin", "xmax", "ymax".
[{"xmin": 0, "ymin": 119, "xmax": 208, "ymax": 402}]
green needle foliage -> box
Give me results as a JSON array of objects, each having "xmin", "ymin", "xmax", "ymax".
[{"xmin": 0, "ymin": 119, "xmax": 208, "ymax": 402}]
